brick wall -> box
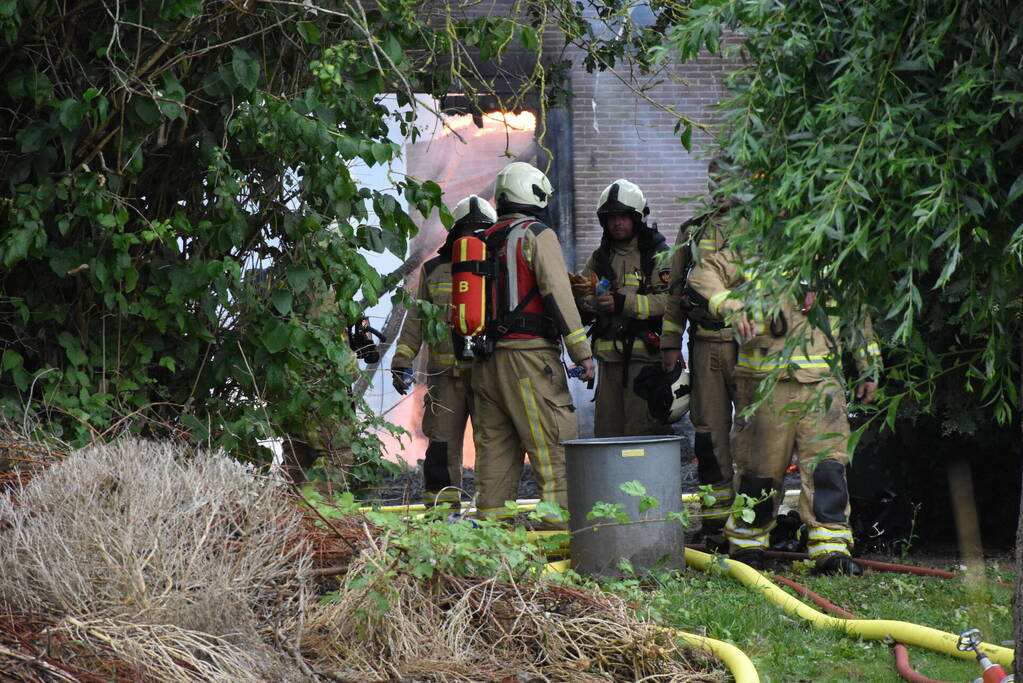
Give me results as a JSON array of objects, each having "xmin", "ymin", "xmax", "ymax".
[{"xmin": 567, "ymin": 48, "xmax": 737, "ymax": 265}]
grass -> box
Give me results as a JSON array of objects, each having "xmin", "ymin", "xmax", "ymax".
[
  {"xmin": 645, "ymin": 554, "xmax": 1015, "ymax": 682},
  {"xmin": 314, "ymin": 486, "xmax": 1016, "ymax": 682}
]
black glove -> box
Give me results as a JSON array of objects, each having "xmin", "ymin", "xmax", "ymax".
[{"xmin": 391, "ymin": 367, "xmax": 413, "ymax": 395}]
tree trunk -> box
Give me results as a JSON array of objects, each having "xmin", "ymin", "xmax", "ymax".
[{"xmin": 1015, "ymin": 335, "xmax": 1022, "ymax": 679}]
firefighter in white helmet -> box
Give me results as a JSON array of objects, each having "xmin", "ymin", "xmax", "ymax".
[
  {"xmin": 572, "ymin": 179, "xmax": 673, "ymax": 437},
  {"xmin": 391, "ymin": 195, "xmax": 496, "ymax": 508},
  {"xmin": 471, "ymin": 162, "xmax": 594, "ymax": 528}
]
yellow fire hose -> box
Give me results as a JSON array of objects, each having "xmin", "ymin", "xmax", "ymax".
[
  {"xmin": 544, "ymin": 548, "xmax": 1015, "ymax": 682},
  {"xmin": 360, "ymin": 492, "xmax": 709, "ymax": 514},
  {"xmin": 683, "ymin": 547, "xmax": 1015, "ymax": 668}
]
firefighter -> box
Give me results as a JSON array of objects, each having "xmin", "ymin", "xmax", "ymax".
[
  {"xmin": 687, "ymin": 247, "xmax": 881, "ymax": 575},
  {"xmin": 390, "ymin": 195, "xmax": 497, "ymax": 508},
  {"xmin": 660, "ymin": 159, "xmax": 737, "ymax": 549},
  {"xmin": 574, "ymin": 179, "xmax": 673, "ymax": 438},
  {"xmin": 471, "ymin": 162, "xmax": 595, "ymax": 527},
  {"xmin": 245, "ymin": 264, "xmax": 358, "ymax": 485}
]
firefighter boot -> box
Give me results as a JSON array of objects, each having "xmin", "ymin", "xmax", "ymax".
[
  {"xmin": 813, "ymin": 552, "xmax": 863, "ymax": 576},
  {"xmin": 730, "ymin": 549, "xmax": 765, "ymax": 571}
]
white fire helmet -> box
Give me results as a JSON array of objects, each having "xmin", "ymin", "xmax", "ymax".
[
  {"xmin": 451, "ymin": 195, "xmax": 497, "ymax": 229},
  {"xmin": 660, "ymin": 364, "xmax": 692, "ymax": 423},
  {"xmin": 495, "ymin": 162, "xmax": 554, "ymax": 212},
  {"xmin": 633, "ymin": 362, "xmax": 691, "ymax": 425},
  {"xmin": 597, "ymin": 178, "xmax": 649, "ymax": 228}
]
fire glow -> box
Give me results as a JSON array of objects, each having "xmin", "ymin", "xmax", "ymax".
[
  {"xmin": 440, "ymin": 110, "xmax": 537, "ymax": 137},
  {"xmin": 377, "ymin": 384, "xmax": 476, "ymax": 468}
]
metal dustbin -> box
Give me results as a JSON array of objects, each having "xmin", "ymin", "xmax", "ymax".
[{"xmin": 564, "ymin": 435, "xmax": 684, "ymax": 578}]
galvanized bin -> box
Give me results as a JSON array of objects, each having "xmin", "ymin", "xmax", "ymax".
[{"xmin": 564, "ymin": 435, "xmax": 685, "ymax": 578}]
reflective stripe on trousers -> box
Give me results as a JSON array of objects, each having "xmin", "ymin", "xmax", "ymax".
[
  {"xmin": 807, "ymin": 525, "xmax": 853, "ymax": 557},
  {"xmin": 725, "ymin": 515, "xmax": 770, "ymax": 550}
]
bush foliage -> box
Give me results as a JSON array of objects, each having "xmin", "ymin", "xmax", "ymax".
[{"xmin": 0, "ymin": 0, "xmax": 565, "ymax": 474}]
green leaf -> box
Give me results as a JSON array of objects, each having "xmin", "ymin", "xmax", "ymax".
[
  {"xmin": 9, "ymin": 71, "xmax": 53, "ymax": 104},
  {"xmin": 411, "ymin": 562, "xmax": 435, "ymax": 579},
  {"xmin": 847, "ymin": 423, "xmax": 867, "ymax": 460},
  {"xmin": 534, "ymin": 500, "xmax": 566, "ymax": 521},
  {"xmin": 360, "ymin": 225, "xmax": 386, "ymax": 252},
  {"xmin": 261, "ymin": 318, "xmax": 291, "ymax": 354},
  {"xmin": 586, "ymin": 501, "xmax": 628, "ymax": 522},
  {"xmin": 638, "ymin": 496, "xmax": 659, "ymax": 514},
  {"xmin": 380, "ymin": 32, "xmax": 403, "ymax": 64},
  {"xmin": 2, "ymin": 349, "xmax": 24, "ymax": 372},
  {"xmin": 287, "ymin": 266, "xmax": 315, "ymax": 293},
  {"xmin": 371, "ymin": 142, "xmax": 392, "ymax": 165},
  {"xmin": 132, "ymin": 97, "xmax": 160, "ymax": 126},
  {"xmin": 3, "ymin": 228, "xmax": 34, "ymax": 266},
  {"xmin": 164, "ymin": 0, "xmax": 202, "ymax": 19},
  {"xmin": 123, "ymin": 266, "xmax": 139, "ymax": 292},
  {"xmin": 619, "ymin": 480, "xmax": 647, "ymax": 497},
  {"xmin": 57, "ymin": 332, "xmax": 87, "ymax": 367},
  {"xmin": 297, "ymin": 21, "xmax": 321, "ymax": 45},
  {"xmin": 232, "ymin": 47, "xmax": 260, "ymax": 93},
  {"xmin": 1007, "ymin": 172, "xmax": 1023, "ymax": 206},
  {"xmin": 16, "ymin": 122, "xmax": 53, "ymax": 153},
  {"xmin": 740, "ymin": 508, "xmax": 756, "ymax": 524},
  {"xmin": 519, "ymin": 25, "xmax": 538, "ymax": 52},
  {"xmin": 679, "ymin": 122, "xmax": 692, "ymax": 152},
  {"xmin": 807, "ymin": 431, "xmax": 844, "ymax": 444},
  {"xmin": 95, "ymin": 95, "xmax": 109, "ymax": 123},
  {"xmin": 158, "ymin": 73, "xmax": 186, "ymax": 120},
  {"xmin": 159, "ymin": 356, "xmax": 177, "ymax": 371},
  {"xmin": 57, "ymin": 98, "xmax": 88, "ymax": 131},
  {"xmin": 272, "ymin": 288, "xmax": 293, "ymax": 315}
]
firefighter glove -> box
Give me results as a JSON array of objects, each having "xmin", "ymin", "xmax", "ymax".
[{"xmin": 391, "ymin": 367, "xmax": 413, "ymax": 395}]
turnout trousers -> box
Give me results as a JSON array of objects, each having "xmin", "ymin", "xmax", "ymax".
[
  {"xmin": 594, "ymin": 358, "xmax": 674, "ymax": 438},
  {"xmin": 726, "ymin": 377, "xmax": 854, "ymax": 559},
  {"xmin": 689, "ymin": 338, "xmax": 737, "ymax": 531},
  {"xmin": 471, "ymin": 345, "xmax": 576, "ymax": 523},
  {"xmin": 421, "ymin": 371, "xmax": 473, "ymax": 507}
]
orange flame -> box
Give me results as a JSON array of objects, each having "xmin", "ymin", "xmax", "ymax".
[
  {"xmin": 439, "ymin": 110, "xmax": 537, "ymax": 137},
  {"xmin": 378, "ymin": 385, "xmax": 476, "ymax": 468}
]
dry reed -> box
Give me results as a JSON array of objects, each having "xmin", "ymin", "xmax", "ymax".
[{"xmin": 0, "ymin": 438, "xmax": 312, "ymax": 681}]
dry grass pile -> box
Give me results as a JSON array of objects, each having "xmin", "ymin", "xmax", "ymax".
[
  {"xmin": 0, "ymin": 438, "xmax": 312, "ymax": 682},
  {"xmin": 0, "ymin": 612, "xmax": 146, "ymax": 682},
  {"xmin": 302, "ymin": 542, "xmax": 728, "ymax": 682},
  {"xmin": 0, "ymin": 435, "xmax": 727, "ymax": 682},
  {"xmin": 0, "ymin": 428, "xmax": 65, "ymax": 488}
]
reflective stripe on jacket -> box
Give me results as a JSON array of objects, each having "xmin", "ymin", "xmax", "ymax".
[
  {"xmin": 579, "ymin": 233, "xmax": 669, "ymax": 363},
  {"xmin": 688, "ymin": 249, "xmax": 881, "ymax": 383}
]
